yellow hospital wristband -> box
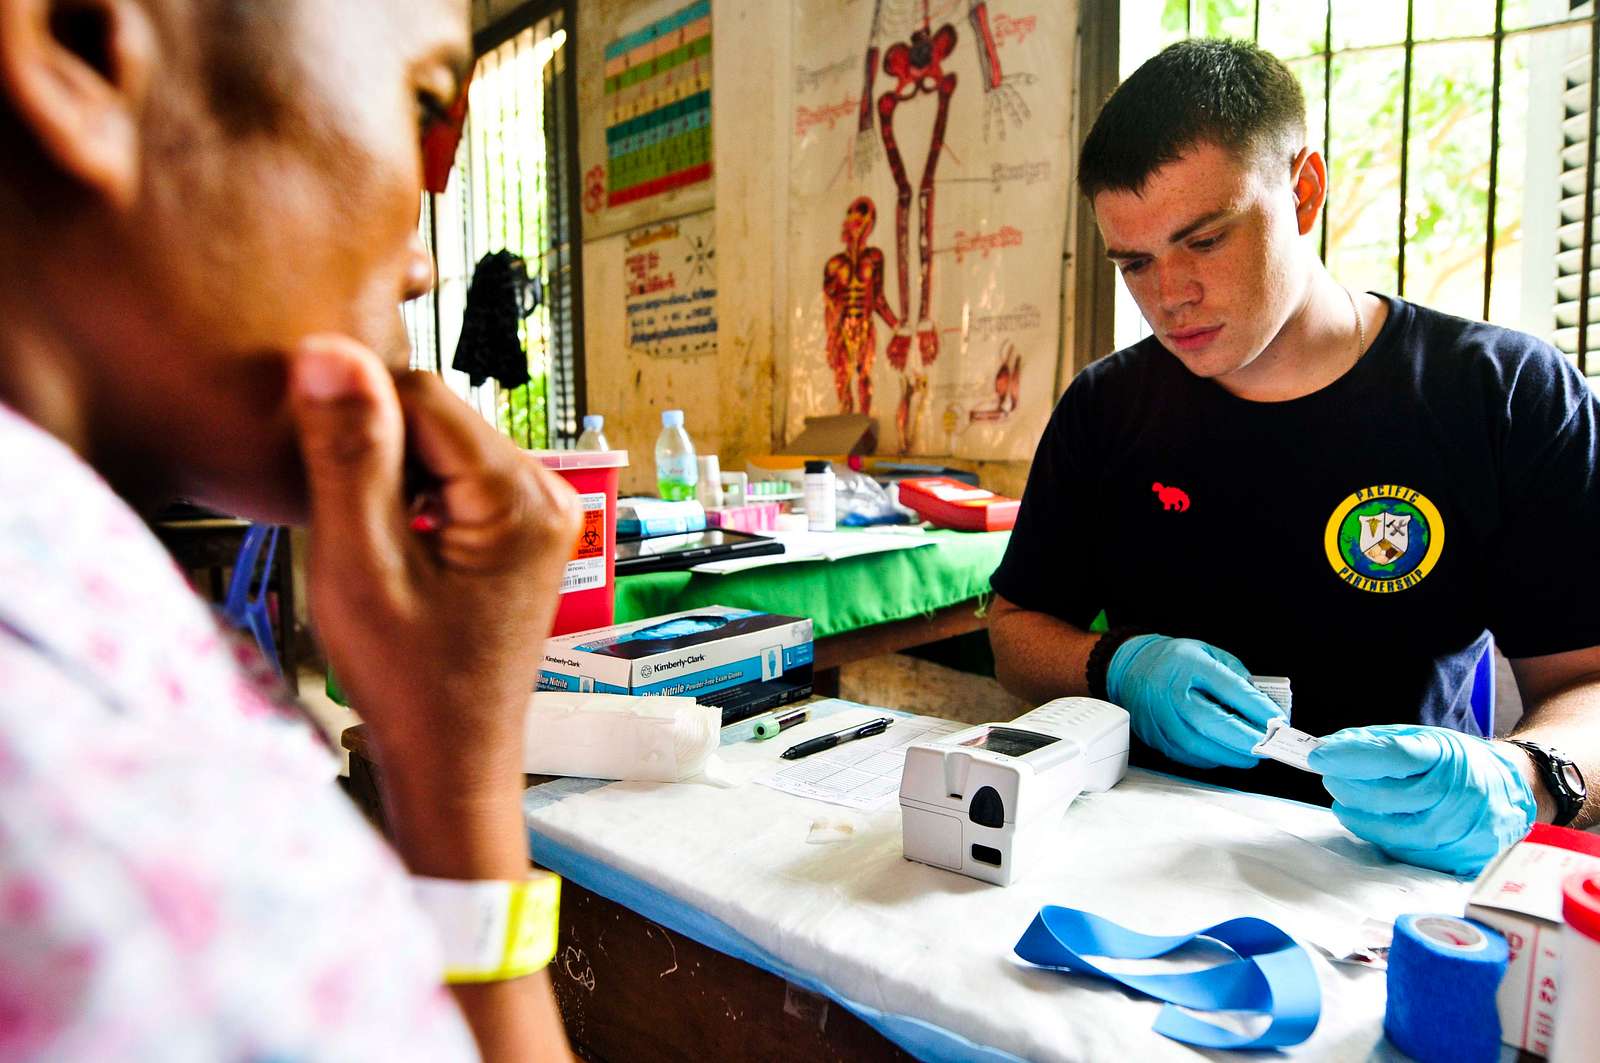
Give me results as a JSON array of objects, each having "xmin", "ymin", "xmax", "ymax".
[{"xmin": 411, "ymin": 872, "xmax": 561, "ymax": 984}]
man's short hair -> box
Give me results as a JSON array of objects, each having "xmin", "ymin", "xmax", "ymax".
[{"xmin": 1078, "ymin": 38, "xmax": 1306, "ymax": 199}]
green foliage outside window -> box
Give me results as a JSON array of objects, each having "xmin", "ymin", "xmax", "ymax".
[{"xmin": 1138, "ymin": 0, "xmax": 1586, "ymax": 351}]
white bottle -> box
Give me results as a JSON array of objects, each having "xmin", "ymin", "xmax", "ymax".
[
  {"xmin": 655, "ymin": 410, "xmax": 698, "ymax": 501},
  {"xmin": 695, "ymin": 455, "xmax": 723, "ymax": 509},
  {"xmin": 804, "ymin": 459, "xmax": 836, "ymax": 531},
  {"xmin": 576, "ymin": 414, "xmax": 609, "ymax": 451}
]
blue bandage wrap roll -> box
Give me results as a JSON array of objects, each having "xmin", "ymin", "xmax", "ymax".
[
  {"xmin": 1013, "ymin": 906, "xmax": 1320, "ymax": 1049},
  {"xmin": 1384, "ymin": 914, "xmax": 1508, "ymax": 1063}
]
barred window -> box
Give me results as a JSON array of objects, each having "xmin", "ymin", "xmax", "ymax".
[
  {"xmin": 404, "ymin": 2, "xmax": 587, "ymax": 448},
  {"xmin": 1112, "ymin": 0, "xmax": 1599, "ymax": 383}
]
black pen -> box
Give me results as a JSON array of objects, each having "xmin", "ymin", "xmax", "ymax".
[{"xmin": 780, "ymin": 717, "xmax": 894, "ymax": 760}]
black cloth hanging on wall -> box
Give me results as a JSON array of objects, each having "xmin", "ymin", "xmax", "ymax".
[{"xmin": 452, "ymin": 250, "xmax": 543, "ymax": 389}]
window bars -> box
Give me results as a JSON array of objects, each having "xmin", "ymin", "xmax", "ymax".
[
  {"xmin": 1134, "ymin": 0, "xmax": 1599, "ymax": 375},
  {"xmin": 404, "ymin": 2, "xmax": 586, "ymax": 447}
]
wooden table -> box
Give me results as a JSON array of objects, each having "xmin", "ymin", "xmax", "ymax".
[
  {"xmin": 612, "ymin": 531, "xmax": 1005, "ymax": 701},
  {"xmin": 340, "ymin": 723, "xmax": 914, "ymax": 1062},
  {"xmin": 341, "ymin": 603, "xmax": 986, "ymax": 821},
  {"xmin": 810, "ymin": 600, "xmax": 985, "ymax": 695},
  {"xmin": 338, "ymin": 599, "xmax": 989, "ymax": 1058}
]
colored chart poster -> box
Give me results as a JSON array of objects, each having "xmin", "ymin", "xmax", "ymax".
[
  {"xmin": 624, "ymin": 210, "xmax": 718, "ymax": 358},
  {"xmin": 580, "ymin": 0, "xmax": 714, "ymax": 240},
  {"xmin": 785, "ymin": 1, "xmax": 1069, "ymax": 460}
]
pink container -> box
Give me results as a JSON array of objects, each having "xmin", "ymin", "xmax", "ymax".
[
  {"xmin": 706, "ymin": 501, "xmax": 782, "ymax": 533},
  {"xmin": 531, "ymin": 449, "xmax": 629, "ymax": 636}
]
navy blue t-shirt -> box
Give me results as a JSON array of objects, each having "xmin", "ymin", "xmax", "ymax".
[{"xmin": 991, "ymin": 296, "xmax": 1600, "ymax": 804}]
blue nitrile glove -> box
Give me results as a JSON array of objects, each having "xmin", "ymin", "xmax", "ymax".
[
  {"xmin": 1307, "ymin": 725, "xmax": 1537, "ymax": 877},
  {"xmin": 1104, "ymin": 635, "xmax": 1287, "ymax": 771}
]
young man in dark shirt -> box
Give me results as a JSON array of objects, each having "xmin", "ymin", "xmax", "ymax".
[{"xmin": 990, "ymin": 39, "xmax": 1600, "ymax": 876}]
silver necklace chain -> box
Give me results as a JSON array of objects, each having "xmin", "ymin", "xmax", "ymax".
[{"xmin": 1345, "ymin": 286, "xmax": 1366, "ymax": 359}]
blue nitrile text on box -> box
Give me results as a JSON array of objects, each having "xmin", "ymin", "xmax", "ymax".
[{"xmin": 536, "ymin": 672, "xmax": 628, "ymax": 694}]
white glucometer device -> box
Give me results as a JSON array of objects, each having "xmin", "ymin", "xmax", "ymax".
[{"xmin": 899, "ymin": 697, "xmax": 1130, "ymax": 886}]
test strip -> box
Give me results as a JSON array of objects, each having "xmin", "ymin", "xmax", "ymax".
[{"xmin": 1252, "ymin": 717, "xmax": 1325, "ymax": 773}]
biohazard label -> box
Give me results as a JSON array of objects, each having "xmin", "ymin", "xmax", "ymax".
[{"xmin": 561, "ymin": 492, "xmax": 608, "ymax": 594}]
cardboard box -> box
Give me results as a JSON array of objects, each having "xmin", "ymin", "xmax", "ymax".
[
  {"xmin": 1466, "ymin": 823, "xmax": 1600, "ymax": 1057},
  {"xmin": 778, "ymin": 413, "xmax": 877, "ymax": 456},
  {"xmin": 538, "ymin": 606, "xmax": 813, "ymax": 708}
]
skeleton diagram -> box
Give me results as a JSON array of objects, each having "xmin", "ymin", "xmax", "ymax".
[
  {"xmin": 853, "ymin": 0, "xmax": 1031, "ymax": 451},
  {"xmin": 823, "ymin": 197, "xmax": 898, "ymax": 414}
]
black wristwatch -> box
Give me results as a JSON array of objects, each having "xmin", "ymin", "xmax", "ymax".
[{"xmin": 1508, "ymin": 740, "xmax": 1587, "ymax": 828}]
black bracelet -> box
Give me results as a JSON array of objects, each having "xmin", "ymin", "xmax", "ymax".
[
  {"xmin": 1508, "ymin": 739, "xmax": 1587, "ymax": 828},
  {"xmin": 1085, "ymin": 627, "xmax": 1149, "ymax": 701}
]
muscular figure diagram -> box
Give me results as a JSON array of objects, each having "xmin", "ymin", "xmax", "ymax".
[
  {"xmin": 823, "ymin": 197, "xmax": 899, "ymax": 414},
  {"xmin": 853, "ymin": 0, "xmax": 1031, "ymax": 451}
]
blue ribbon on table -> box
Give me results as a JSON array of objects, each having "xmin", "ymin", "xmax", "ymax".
[{"xmin": 1013, "ymin": 906, "xmax": 1321, "ymax": 1050}]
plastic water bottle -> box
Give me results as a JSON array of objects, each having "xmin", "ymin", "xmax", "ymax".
[
  {"xmin": 655, "ymin": 409, "xmax": 698, "ymax": 500},
  {"xmin": 576, "ymin": 414, "xmax": 609, "ymax": 451}
]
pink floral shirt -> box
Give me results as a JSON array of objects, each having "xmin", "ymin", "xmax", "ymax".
[{"xmin": 0, "ymin": 404, "xmax": 477, "ymax": 1060}]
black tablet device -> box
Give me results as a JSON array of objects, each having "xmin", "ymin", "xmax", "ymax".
[{"xmin": 613, "ymin": 528, "xmax": 785, "ymax": 575}]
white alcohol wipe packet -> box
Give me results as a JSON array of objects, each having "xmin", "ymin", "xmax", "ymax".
[
  {"xmin": 1252, "ymin": 716, "xmax": 1326, "ymax": 773},
  {"xmin": 1249, "ymin": 675, "xmax": 1293, "ymax": 713}
]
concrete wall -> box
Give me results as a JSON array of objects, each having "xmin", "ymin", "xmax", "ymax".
[
  {"xmin": 575, "ymin": 0, "xmax": 788, "ymax": 495},
  {"xmin": 576, "ymin": 0, "xmax": 1082, "ymax": 497}
]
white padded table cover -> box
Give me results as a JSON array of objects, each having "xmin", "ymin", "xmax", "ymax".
[{"xmin": 523, "ymin": 703, "xmax": 1471, "ymax": 1061}]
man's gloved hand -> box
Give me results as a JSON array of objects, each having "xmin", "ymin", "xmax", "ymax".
[
  {"xmin": 1104, "ymin": 635, "xmax": 1286, "ymax": 770},
  {"xmin": 1307, "ymin": 725, "xmax": 1536, "ymax": 876}
]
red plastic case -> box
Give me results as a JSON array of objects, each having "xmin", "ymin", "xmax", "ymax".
[{"xmin": 896, "ymin": 477, "xmax": 1019, "ymax": 532}]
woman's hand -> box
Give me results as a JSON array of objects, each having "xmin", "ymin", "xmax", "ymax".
[{"xmin": 288, "ymin": 334, "xmax": 579, "ymax": 874}]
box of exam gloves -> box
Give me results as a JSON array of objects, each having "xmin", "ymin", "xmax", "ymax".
[
  {"xmin": 537, "ymin": 606, "xmax": 813, "ymax": 702},
  {"xmin": 1465, "ymin": 823, "xmax": 1600, "ymax": 1057}
]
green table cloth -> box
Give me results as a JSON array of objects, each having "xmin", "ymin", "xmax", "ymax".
[{"xmin": 613, "ymin": 530, "xmax": 1010, "ymax": 638}]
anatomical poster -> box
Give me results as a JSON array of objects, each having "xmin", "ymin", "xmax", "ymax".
[{"xmin": 787, "ymin": 0, "xmax": 1071, "ymax": 459}]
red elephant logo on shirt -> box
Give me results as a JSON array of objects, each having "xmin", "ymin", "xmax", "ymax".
[{"xmin": 1152, "ymin": 482, "xmax": 1190, "ymax": 512}]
